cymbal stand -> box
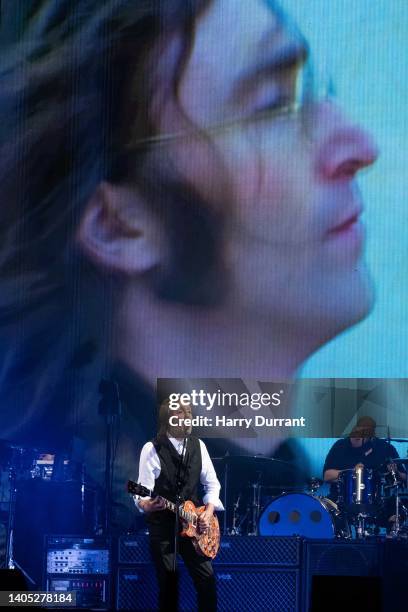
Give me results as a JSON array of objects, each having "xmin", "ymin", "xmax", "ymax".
[
  {"xmin": 3, "ymin": 466, "xmax": 15, "ymax": 569},
  {"xmin": 389, "ymin": 482, "xmax": 402, "ymax": 538},
  {"xmin": 355, "ymin": 513, "xmax": 367, "ymax": 539},
  {"xmin": 4, "ymin": 466, "xmax": 35, "ymax": 585},
  {"xmin": 222, "ymin": 454, "xmax": 229, "ymax": 536},
  {"xmin": 236, "ymin": 509, "xmax": 249, "ymax": 534},
  {"xmin": 229, "ymin": 493, "xmax": 241, "ymax": 535},
  {"xmin": 248, "ymin": 472, "xmax": 262, "ymax": 536}
]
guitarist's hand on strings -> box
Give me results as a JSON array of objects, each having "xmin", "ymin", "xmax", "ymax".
[
  {"xmin": 198, "ymin": 504, "xmax": 214, "ymax": 534},
  {"xmin": 139, "ymin": 496, "xmax": 166, "ymax": 513}
]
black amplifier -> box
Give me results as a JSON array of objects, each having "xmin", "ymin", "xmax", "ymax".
[
  {"xmin": 46, "ymin": 576, "xmax": 109, "ymax": 609},
  {"xmin": 44, "ymin": 536, "xmax": 110, "ymax": 610},
  {"xmin": 46, "ymin": 536, "xmax": 109, "ymax": 574}
]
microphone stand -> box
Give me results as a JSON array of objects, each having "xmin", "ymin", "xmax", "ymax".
[
  {"xmin": 223, "ymin": 451, "xmax": 229, "ymax": 536},
  {"xmin": 173, "ymin": 437, "xmax": 187, "ymax": 573},
  {"xmin": 98, "ymin": 379, "xmax": 121, "ymax": 535},
  {"xmin": 386, "ymin": 427, "xmax": 402, "ymax": 537}
]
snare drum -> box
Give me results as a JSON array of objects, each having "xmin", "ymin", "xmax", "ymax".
[
  {"xmin": 337, "ymin": 467, "xmax": 379, "ymax": 515},
  {"xmin": 258, "ymin": 492, "xmax": 348, "ymax": 538}
]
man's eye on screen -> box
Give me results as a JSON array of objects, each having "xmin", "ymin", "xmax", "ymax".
[
  {"xmin": 253, "ymin": 95, "xmax": 293, "ymax": 116},
  {"xmin": 251, "ymin": 71, "xmax": 303, "ymax": 118}
]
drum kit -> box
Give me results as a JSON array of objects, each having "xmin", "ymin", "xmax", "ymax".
[
  {"xmin": 0, "ymin": 439, "xmax": 98, "ymax": 582},
  {"xmin": 214, "ymin": 452, "xmax": 408, "ymax": 540}
]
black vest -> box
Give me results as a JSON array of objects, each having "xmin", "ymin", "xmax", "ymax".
[{"xmin": 146, "ymin": 435, "xmax": 202, "ymax": 525}]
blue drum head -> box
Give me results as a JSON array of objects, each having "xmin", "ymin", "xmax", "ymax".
[{"xmin": 259, "ymin": 493, "xmax": 335, "ymax": 538}]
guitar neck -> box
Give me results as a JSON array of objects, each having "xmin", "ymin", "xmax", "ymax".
[
  {"xmin": 134, "ymin": 483, "xmax": 196, "ymax": 524},
  {"xmin": 161, "ymin": 497, "xmax": 196, "ymax": 524}
]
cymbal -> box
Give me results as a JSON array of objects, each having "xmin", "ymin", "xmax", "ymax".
[
  {"xmin": 213, "ymin": 454, "xmax": 288, "ymax": 461},
  {"xmin": 211, "ymin": 454, "xmax": 307, "ymax": 485},
  {"xmin": 0, "ymin": 439, "xmax": 59, "ymax": 456},
  {"xmin": 0, "ymin": 439, "xmax": 40, "ymax": 455},
  {"xmin": 213, "ymin": 454, "xmax": 291, "ymax": 467},
  {"xmin": 260, "ymin": 485, "xmax": 304, "ymax": 492}
]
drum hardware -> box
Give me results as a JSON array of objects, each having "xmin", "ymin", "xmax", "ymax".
[
  {"xmin": 390, "ymin": 493, "xmax": 408, "ymax": 538},
  {"xmin": 385, "ymin": 474, "xmax": 404, "ymax": 538},
  {"xmin": 316, "ymin": 495, "xmax": 351, "ymax": 539},
  {"xmin": 212, "ymin": 454, "xmax": 308, "ymax": 536},
  {"xmin": 248, "ymin": 476, "xmax": 262, "ymax": 536},
  {"xmin": 354, "ymin": 513, "xmax": 369, "ymax": 539},
  {"xmin": 229, "ymin": 493, "xmax": 244, "ymax": 536},
  {"xmin": 227, "ymin": 482, "xmax": 264, "ymax": 536},
  {"xmin": 0, "ymin": 442, "xmax": 38, "ymax": 480},
  {"xmin": 391, "ymin": 491, "xmax": 401, "ymax": 537},
  {"xmin": 376, "ymin": 457, "xmax": 408, "ymax": 538},
  {"xmin": 30, "ymin": 454, "xmax": 72, "ymax": 480},
  {"xmin": 386, "ymin": 462, "xmax": 399, "ymax": 488},
  {"xmin": 307, "ymin": 477, "xmax": 323, "ymax": 494},
  {"xmin": 345, "ymin": 510, "xmax": 379, "ymax": 539},
  {"xmin": 234, "ymin": 506, "xmax": 251, "ymax": 536}
]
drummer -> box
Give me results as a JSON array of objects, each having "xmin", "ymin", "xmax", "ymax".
[{"xmin": 323, "ymin": 416, "xmax": 406, "ymax": 502}]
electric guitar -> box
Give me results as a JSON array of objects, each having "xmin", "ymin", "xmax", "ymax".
[{"xmin": 126, "ymin": 480, "xmax": 220, "ymax": 559}]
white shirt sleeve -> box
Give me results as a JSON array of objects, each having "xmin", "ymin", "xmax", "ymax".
[
  {"xmin": 199, "ymin": 440, "xmax": 224, "ymax": 511},
  {"xmin": 134, "ymin": 442, "xmax": 161, "ymax": 512},
  {"xmin": 134, "ymin": 438, "xmax": 224, "ymax": 512}
]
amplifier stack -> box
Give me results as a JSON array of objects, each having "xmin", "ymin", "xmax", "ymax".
[
  {"xmin": 44, "ymin": 535, "xmax": 110, "ymax": 610},
  {"xmin": 117, "ymin": 535, "xmax": 302, "ymax": 611}
]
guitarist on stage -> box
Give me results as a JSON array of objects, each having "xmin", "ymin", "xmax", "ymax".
[{"xmin": 134, "ymin": 398, "xmax": 223, "ymax": 612}]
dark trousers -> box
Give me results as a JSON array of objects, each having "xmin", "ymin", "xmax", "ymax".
[{"xmin": 148, "ymin": 520, "xmax": 217, "ymax": 612}]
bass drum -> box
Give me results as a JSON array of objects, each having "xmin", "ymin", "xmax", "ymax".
[{"xmin": 259, "ymin": 492, "xmax": 348, "ymax": 538}]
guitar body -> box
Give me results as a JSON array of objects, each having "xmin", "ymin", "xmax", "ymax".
[
  {"xmin": 126, "ymin": 480, "xmax": 220, "ymax": 559},
  {"xmin": 180, "ymin": 501, "xmax": 220, "ymax": 559}
]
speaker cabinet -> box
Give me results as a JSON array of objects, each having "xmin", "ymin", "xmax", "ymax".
[
  {"xmin": 214, "ymin": 536, "xmax": 301, "ymax": 566},
  {"xmin": 117, "ymin": 565, "xmax": 300, "ymax": 612},
  {"xmin": 303, "ymin": 539, "xmax": 382, "ymax": 611},
  {"xmin": 310, "ymin": 575, "xmax": 382, "ymax": 612}
]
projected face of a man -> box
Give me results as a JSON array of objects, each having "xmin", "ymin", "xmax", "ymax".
[
  {"xmin": 80, "ymin": 0, "xmax": 379, "ymax": 378},
  {"xmin": 156, "ymin": 0, "xmax": 378, "ymax": 340}
]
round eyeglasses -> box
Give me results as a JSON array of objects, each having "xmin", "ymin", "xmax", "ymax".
[{"xmin": 125, "ymin": 59, "xmax": 335, "ymax": 150}]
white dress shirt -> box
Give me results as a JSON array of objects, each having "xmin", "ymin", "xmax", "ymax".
[{"xmin": 135, "ymin": 437, "xmax": 224, "ymax": 512}]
